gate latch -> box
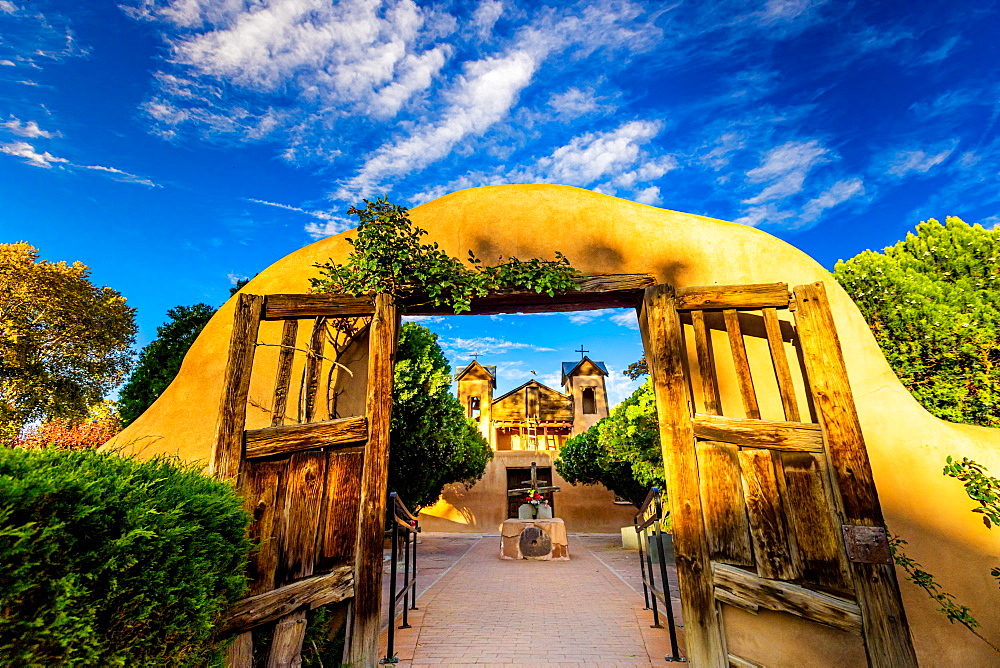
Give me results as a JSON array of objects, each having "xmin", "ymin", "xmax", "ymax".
[{"xmin": 841, "ymin": 525, "xmax": 892, "ymax": 564}]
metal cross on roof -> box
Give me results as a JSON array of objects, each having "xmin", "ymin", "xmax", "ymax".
[
  {"xmin": 507, "ymin": 461, "xmax": 561, "ymax": 497},
  {"xmin": 470, "ymin": 351, "xmax": 485, "ymax": 360},
  {"xmin": 575, "ymin": 345, "xmax": 589, "ymax": 359}
]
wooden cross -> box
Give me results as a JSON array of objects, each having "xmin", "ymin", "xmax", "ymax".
[
  {"xmin": 575, "ymin": 345, "xmax": 589, "ymax": 359},
  {"xmin": 506, "ymin": 461, "xmax": 561, "ymax": 497},
  {"xmin": 470, "ymin": 351, "xmax": 485, "ymax": 360}
]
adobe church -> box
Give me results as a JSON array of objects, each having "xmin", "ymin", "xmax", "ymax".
[{"xmin": 417, "ymin": 352, "xmax": 638, "ymax": 533}]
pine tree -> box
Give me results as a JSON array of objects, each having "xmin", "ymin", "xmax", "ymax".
[{"xmin": 834, "ymin": 217, "xmax": 1000, "ymax": 427}]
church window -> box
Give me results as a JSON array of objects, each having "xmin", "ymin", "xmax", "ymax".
[
  {"xmin": 469, "ymin": 396, "xmax": 481, "ymax": 419},
  {"xmin": 582, "ymin": 387, "xmax": 596, "ymax": 414}
]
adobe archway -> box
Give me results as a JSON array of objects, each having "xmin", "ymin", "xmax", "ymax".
[{"xmin": 110, "ymin": 184, "xmax": 1000, "ymax": 666}]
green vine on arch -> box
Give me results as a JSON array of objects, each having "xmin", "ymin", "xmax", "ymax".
[{"xmin": 309, "ymin": 197, "xmax": 581, "ymax": 314}]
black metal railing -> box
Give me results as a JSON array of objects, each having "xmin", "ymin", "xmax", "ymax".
[
  {"xmin": 634, "ymin": 487, "xmax": 683, "ymax": 662},
  {"xmin": 380, "ymin": 492, "xmax": 420, "ymax": 665}
]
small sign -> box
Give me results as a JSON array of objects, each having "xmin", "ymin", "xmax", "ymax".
[{"xmin": 842, "ymin": 525, "xmax": 892, "ymax": 564}]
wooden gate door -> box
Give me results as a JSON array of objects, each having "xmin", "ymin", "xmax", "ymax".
[
  {"xmin": 638, "ymin": 282, "xmax": 917, "ymax": 668},
  {"xmin": 211, "ymin": 292, "xmax": 398, "ymax": 667}
]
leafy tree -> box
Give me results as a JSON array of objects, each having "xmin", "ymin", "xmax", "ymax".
[
  {"xmin": 117, "ymin": 304, "xmax": 217, "ymax": 427},
  {"xmin": 310, "ymin": 197, "xmax": 581, "ymax": 314},
  {"xmin": 556, "ymin": 379, "xmax": 664, "ymax": 507},
  {"xmin": 555, "ymin": 427, "xmax": 649, "ymax": 507},
  {"xmin": 388, "ymin": 323, "xmax": 492, "ymax": 509},
  {"xmin": 0, "ymin": 243, "xmax": 136, "ymax": 443},
  {"xmin": 834, "ymin": 217, "xmax": 1000, "ymax": 427}
]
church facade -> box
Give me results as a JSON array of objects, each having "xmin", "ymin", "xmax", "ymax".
[{"xmin": 418, "ymin": 355, "xmax": 638, "ymax": 533}]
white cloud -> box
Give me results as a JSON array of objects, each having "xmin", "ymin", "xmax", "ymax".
[
  {"xmin": 471, "ymin": 0, "xmax": 503, "ymax": 38},
  {"xmin": 2, "ymin": 117, "xmax": 59, "ymax": 138},
  {"xmin": 917, "ymin": 35, "xmax": 960, "ymax": 64},
  {"xmin": 800, "ymin": 177, "xmax": 864, "ymax": 223},
  {"xmin": 567, "ymin": 309, "xmax": 615, "ymax": 325},
  {"xmin": 548, "ymin": 87, "xmax": 605, "ymax": 119},
  {"xmin": 441, "ymin": 336, "xmax": 554, "ymax": 355},
  {"xmin": 402, "ymin": 315, "xmax": 445, "ymax": 323},
  {"xmin": 227, "ymin": 272, "xmax": 248, "ymax": 285},
  {"xmin": 743, "ymin": 139, "xmax": 829, "ymax": 204},
  {"xmin": 0, "ymin": 141, "xmax": 67, "ymax": 168},
  {"xmin": 245, "ymin": 198, "xmax": 354, "ymax": 239},
  {"xmin": 83, "ymin": 164, "xmax": 160, "ymax": 187},
  {"xmin": 609, "ymin": 310, "xmax": 639, "ymax": 330},
  {"xmin": 532, "ymin": 119, "xmax": 665, "ymax": 185},
  {"xmin": 0, "ymin": 1, "xmax": 18, "ymax": 14},
  {"xmin": 886, "ymin": 146, "xmax": 955, "ymax": 177},
  {"xmin": 0, "ymin": 60, "xmax": 15, "ymax": 66},
  {"xmin": 334, "ymin": 47, "xmax": 538, "ymax": 199}
]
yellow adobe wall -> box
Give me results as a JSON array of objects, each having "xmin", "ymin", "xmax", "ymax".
[
  {"xmin": 108, "ymin": 184, "xmax": 1000, "ymax": 666},
  {"xmin": 418, "ymin": 450, "xmax": 637, "ymax": 533}
]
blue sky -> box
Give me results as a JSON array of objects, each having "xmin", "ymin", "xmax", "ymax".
[{"xmin": 2, "ymin": 0, "xmax": 998, "ymax": 405}]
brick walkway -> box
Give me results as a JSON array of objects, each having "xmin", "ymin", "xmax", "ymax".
[{"xmin": 379, "ymin": 535, "xmax": 684, "ymax": 666}]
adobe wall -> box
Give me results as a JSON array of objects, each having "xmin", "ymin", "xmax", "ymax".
[
  {"xmin": 109, "ymin": 184, "xmax": 1000, "ymax": 666},
  {"xmin": 418, "ymin": 451, "xmax": 637, "ymax": 533}
]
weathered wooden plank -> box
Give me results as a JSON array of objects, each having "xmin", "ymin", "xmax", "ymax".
[
  {"xmin": 348, "ymin": 293, "xmax": 399, "ymax": 665},
  {"xmin": 316, "ymin": 450, "xmax": 364, "ymax": 572},
  {"xmin": 403, "ymin": 273, "xmax": 655, "ymax": 315},
  {"xmin": 270, "ymin": 319, "xmax": 298, "ymax": 427},
  {"xmin": 697, "ymin": 441, "xmax": 754, "ymax": 567},
  {"xmin": 639, "ymin": 284, "xmax": 727, "ymax": 667},
  {"xmin": 267, "ymin": 449, "xmax": 327, "ymax": 667},
  {"xmin": 303, "ymin": 317, "xmax": 327, "ymax": 423},
  {"xmin": 713, "ymin": 562, "xmax": 862, "ymax": 634},
  {"xmin": 715, "ymin": 588, "xmax": 759, "ymax": 614},
  {"xmin": 243, "ymin": 460, "xmax": 287, "ymax": 596},
  {"xmin": 775, "ymin": 452, "xmax": 852, "ymax": 594},
  {"xmin": 723, "ymin": 309, "xmax": 760, "ymax": 419},
  {"xmin": 793, "ymin": 281, "xmax": 916, "ymax": 667},
  {"xmin": 266, "ymin": 611, "xmax": 307, "ymax": 668},
  {"xmin": 218, "ymin": 567, "xmax": 354, "ymax": 636},
  {"xmin": 276, "ymin": 450, "xmax": 327, "ymax": 585},
  {"xmin": 676, "ymin": 283, "xmax": 790, "ymax": 310},
  {"xmin": 224, "ymin": 631, "xmax": 253, "ymax": 668},
  {"xmin": 691, "ymin": 309, "xmax": 722, "ymax": 415},
  {"xmin": 211, "ymin": 293, "xmax": 264, "ymax": 481},
  {"xmin": 739, "ymin": 449, "xmax": 801, "ymax": 581},
  {"xmin": 728, "ymin": 653, "xmax": 764, "ymax": 668},
  {"xmin": 264, "ymin": 294, "xmax": 375, "ymax": 320},
  {"xmin": 762, "ymin": 307, "xmax": 801, "ymax": 422},
  {"xmin": 692, "ymin": 414, "xmax": 823, "ymax": 452},
  {"xmin": 245, "ymin": 416, "xmax": 368, "ymax": 459}
]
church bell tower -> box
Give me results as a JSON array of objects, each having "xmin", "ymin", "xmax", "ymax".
[
  {"xmin": 561, "ymin": 351, "xmax": 609, "ymax": 436},
  {"xmin": 454, "ymin": 359, "xmax": 496, "ymax": 445}
]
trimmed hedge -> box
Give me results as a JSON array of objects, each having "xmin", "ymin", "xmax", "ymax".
[{"xmin": 0, "ymin": 447, "xmax": 252, "ymax": 665}]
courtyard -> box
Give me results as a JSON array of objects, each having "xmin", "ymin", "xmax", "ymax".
[{"xmin": 379, "ymin": 533, "xmax": 683, "ymax": 666}]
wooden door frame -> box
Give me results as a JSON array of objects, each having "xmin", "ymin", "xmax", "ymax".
[
  {"xmin": 212, "ymin": 276, "xmax": 914, "ymax": 667},
  {"xmin": 637, "ymin": 281, "xmax": 916, "ymax": 668}
]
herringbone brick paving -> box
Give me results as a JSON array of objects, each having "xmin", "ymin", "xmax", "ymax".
[{"xmin": 379, "ymin": 534, "xmax": 683, "ymax": 666}]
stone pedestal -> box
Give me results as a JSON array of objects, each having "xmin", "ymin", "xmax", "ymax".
[{"xmin": 499, "ymin": 518, "xmax": 569, "ymax": 560}]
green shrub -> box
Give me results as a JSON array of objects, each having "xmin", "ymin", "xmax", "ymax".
[{"xmin": 0, "ymin": 447, "xmax": 252, "ymax": 665}]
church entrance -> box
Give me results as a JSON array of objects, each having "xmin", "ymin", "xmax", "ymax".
[{"xmin": 505, "ymin": 465, "xmax": 555, "ymax": 518}]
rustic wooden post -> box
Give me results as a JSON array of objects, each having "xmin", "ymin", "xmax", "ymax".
[
  {"xmin": 793, "ymin": 281, "xmax": 917, "ymax": 668},
  {"xmin": 211, "ymin": 293, "xmax": 264, "ymax": 481},
  {"xmin": 213, "ymin": 293, "xmax": 263, "ymax": 668},
  {"xmin": 347, "ymin": 292, "xmax": 399, "ymax": 664},
  {"xmin": 639, "ymin": 284, "xmax": 727, "ymax": 667}
]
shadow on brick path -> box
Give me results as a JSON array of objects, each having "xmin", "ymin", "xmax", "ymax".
[{"xmin": 378, "ymin": 533, "xmax": 685, "ymax": 666}]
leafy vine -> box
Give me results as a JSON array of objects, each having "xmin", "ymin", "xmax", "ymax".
[{"xmin": 309, "ymin": 197, "xmax": 581, "ymax": 314}]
